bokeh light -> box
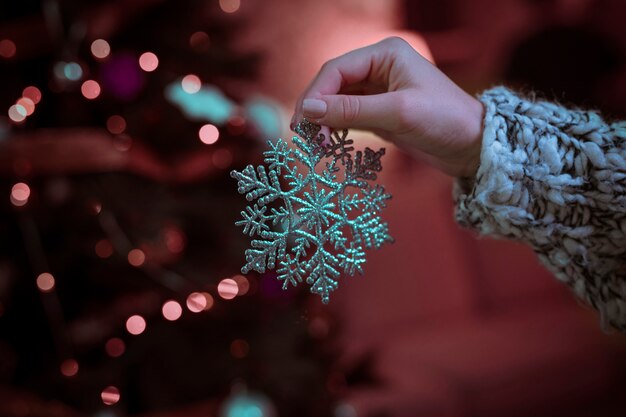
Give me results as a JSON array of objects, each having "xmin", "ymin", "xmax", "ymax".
[
  {"xmin": 218, "ymin": 278, "xmax": 238, "ymax": 300},
  {"xmin": 186, "ymin": 292, "xmax": 213, "ymax": 312},
  {"xmin": 10, "ymin": 182, "xmax": 30, "ymax": 206},
  {"xmin": 60, "ymin": 359, "xmax": 79, "ymax": 377},
  {"xmin": 81, "ymin": 80, "xmax": 101, "ymax": 99},
  {"xmin": 63, "ymin": 62, "xmax": 83, "ymax": 81},
  {"xmin": 113, "ymin": 134, "xmax": 133, "ymax": 152},
  {"xmin": 181, "ymin": 74, "xmax": 201, "ymax": 94},
  {"xmin": 127, "ymin": 248, "xmax": 145, "ymax": 266},
  {"xmin": 105, "ymin": 338, "xmax": 126, "ymax": 358},
  {"xmin": 0, "ymin": 39, "xmax": 16, "ymax": 59},
  {"xmin": 95, "ymin": 239, "xmax": 114, "ymax": 258},
  {"xmin": 139, "ymin": 52, "xmax": 159, "ymax": 72},
  {"xmin": 36, "ymin": 272, "xmax": 55, "ymax": 292},
  {"xmin": 162, "ymin": 300, "xmax": 183, "ymax": 321},
  {"xmin": 0, "ymin": 39, "xmax": 16, "ymax": 58},
  {"xmin": 232, "ymin": 275, "xmax": 250, "ymax": 296},
  {"xmin": 230, "ymin": 339, "xmax": 249, "ymax": 359},
  {"xmin": 189, "ymin": 31, "xmax": 210, "ymax": 52},
  {"xmin": 16, "ymin": 97, "xmax": 35, "ymax": 116},
  {"xmin": 8, "ymin": 104, "xmax": 27, "ymax": 123},
  {"xmin": 212, "ymin": 148, "xmax": 233, "ymax": 169},
  {"xmin": 106, "ymin": 115, "xmax": 126, "ymax": 134},
  {"xmin": 101, "ymin": 386, "xmax": 120, "ymax": 406},
  {"xmin": 91, "ymin": 39, "xmax": 111, "ymax": 59},
  {"xmin": 164, "ymin": 226, "xmax": 185, "ymax": 253},
  {"xmin": 219, "ymin": 0, "xmax": 241, "ymax": 13},
  {"xmin": 22, "ymin": 86, "xmax": 42, "ymax": 104},
  {"xmin": 126, "ymin": 315, "xmax": 146, "ymax": 335},
  {"xmin": 199, "ymin": 124, "xmax": 219, "ymax": 145}
]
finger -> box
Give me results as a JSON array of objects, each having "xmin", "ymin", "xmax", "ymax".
[
  {"xmin": 303, "ymin": 92, "xmax": 404, "ymax": 131},
  {"xmin": 291, "ymin": 41, "xmax": 393, "ymax": 129}
]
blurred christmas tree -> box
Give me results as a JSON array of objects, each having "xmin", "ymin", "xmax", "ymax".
[{"xmin": 0, "ymin": 1, "xmax": 337, "ymax": 416}]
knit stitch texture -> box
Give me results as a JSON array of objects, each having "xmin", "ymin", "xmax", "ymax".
[{"xmin": 454, "ymin": 87, "xmax": 626, "ymax": 331}]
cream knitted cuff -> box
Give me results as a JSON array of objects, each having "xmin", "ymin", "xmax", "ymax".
[{"xmin": 454, "ymin": 86, "xmax": 626, "ymax": 331}]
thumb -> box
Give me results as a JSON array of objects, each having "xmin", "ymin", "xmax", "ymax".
[{"xmin": 302, "ymin": 93, "xmax": 402, "ymax": 131}]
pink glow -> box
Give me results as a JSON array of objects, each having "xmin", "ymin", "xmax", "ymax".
[
  {"xmin": 186, "ymin": 292, "xmax": 212, "ymax": 312},
  {"xmin": 16, "ymin": 97, "xmax": 35, "ymax": 116},
  {"xmin": 105, "ymin": 338, "xmax": 125, "ymax": 357},
  {"xmin": 162, "ymin": 300, "xmax": 183, "ymax": 321},
  {"xmin": 218, "ymin": 278, "xmax": 238, "ymax": 300},
  {"xmin": 10, "ymin": 182, "xmax": 30, "ymax": 206},
  {"xmin": 22, "ymin": 86, "xmax": 41, "ymax": 104},
  {"xmin": 91, "ymin": 39, "xmax": 111, "ymax": 59},
  {"xmin": 36, "ymin": 272, "xmax": 55, "ymax": 292},
  {"xmin": 95, "ymin": 239, "xmax": 114, "ymax": 258},
  {"xmin": 60, "ymin": 359, "xmax": 79, "ymax": 377},
  {"xmin": 139, "ymin": 52, "xmax": 159, "ymax": 72},
  {"xmin": 199, "ymin": 124, "xmax": 219, "ymax": 145},
  {"xmin": 181, "ymin": 74, "xmax": 201, "ymax": 94},
  {"xmin": 127, "ymin": 249, "xmax": 145, "ymax": 267},
  {"xmin": 8, "ymin": 104, "xmax": 26, "ymax": 123},
  {"xmin": 126, "ymin": 315, "xmax": 146, "ymax": 335},
  {"xmin": 107, "ymin": 115, "xmax": 126, "ymax": 134},
  {"xmin": 81, "ymin": 80, "xmax": 101, "ymax": 99},
  {"xmin": 0, "ymin": 39, "xmax": 16, "ymax": 59},
  {"xmin": 101, "ymin": 386, "xmax": 120, "ymax": 405},
  {"xmin": 219, "ymin": 0, "xmax": 241, "ymax": 13},
  {"xmin": 232, "ymin": 275, "xmax": 249, "ymax": 296}
]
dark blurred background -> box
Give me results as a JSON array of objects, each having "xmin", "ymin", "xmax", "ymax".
[{"xmin": 0, "ymin": 1, "xmax": 625, "ymax": 417}]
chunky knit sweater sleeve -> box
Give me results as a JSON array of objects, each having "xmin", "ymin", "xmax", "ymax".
[{"xmin": 454, "ymin": 87, "xmax": 626, "ymax": 331}]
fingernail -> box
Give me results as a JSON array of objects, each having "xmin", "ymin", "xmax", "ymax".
[{"xmin": 302, "ymin": 98, "xmax": 327, "ymax": 118}]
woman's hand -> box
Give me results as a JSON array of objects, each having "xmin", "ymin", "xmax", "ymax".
[{"xmin": 291, "ymin": 37, "xmax": 484, "ymax": 178}]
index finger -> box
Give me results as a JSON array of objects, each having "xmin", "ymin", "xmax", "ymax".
[{"xmin": 291, "ymin": 40, "xmax": 393, "ymax": 129}]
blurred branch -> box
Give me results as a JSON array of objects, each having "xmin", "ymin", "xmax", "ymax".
[{"xmin": 0, "ymin": 128, "xmax": 240, "ymax": 183}]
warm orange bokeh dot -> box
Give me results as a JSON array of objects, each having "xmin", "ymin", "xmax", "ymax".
[
  {"xmin": 0, "ymin": 39, "xmax": 16, "ymax": 58},
  {"xmin": 36, "ymin": 272, "xmax": 55, "ymax": 292},
  {"xmin": 199, "ymin": 124, "xmax": 219, "ymax": 145},
  {"xmin": 95, "ymin": 239, "xmax": 114, "ymax": 258},
  {"xmin": 8, "ymin": 104, "xmax": 27, "ymax": 123},
  {"xmin": 162, "ymin": 300, "xmax": 183, "ymax": 321},
  {"xmin": 105, "ymin": 337, "xmax": 126, "ymax": 357},
  {"xmin": 126, "ymin": 315, "xmax": 146, "ymax": 335},
  {"xmin": 10, "ymin": 182, "xmax": 30, "ymax": 206},
  {"xmin": 217, "ymin": 278, "xmax": 238, "ymax": 300},
  {"xmin": 181, "ymin": 74, "xmax": 201, "ymax": 94},
  {"xmin": 189, "ymin": 31, "xmax": 210, "ymax": 52},
  {"xmin": 186, "ymin": 291, "xmax": 215, "ymax": 312},
  {"xmin": 127, "ymin": 249, "xmax": 145, "ymax": 266},
  {"xmin": 230, "ymin": 339, "xmax": 249, "ymax": 358},
  {"xmin": 139, "ymin": 52, "xmax": 159, "ymax": 72},
  {"xmin": 106, "ymin": 115, "xmax": 126, "ymax": 134},
  {"xmin": 219, "ymin": 0, "xmax": 241, "ymax": 13},
  {"xmin": 22, "ymin": 86, "xmax": 42, "ymax": 104},
  {"xmin": 81, "ymin": 80, "xmax": 101, "ymax": 99},
  {"xmin": 16, "ymin": 97, "xmax": 35, "ymax": 116},
  {"xmin": 91, "ymin": 39, "xmax": 111, "ymax": 59},
  {"xmin": 101, "ymin": 386, "xmax": 120, "ymax": 406},
  {"xmin": 232, "ymin": 275, "xmax": 250, "ymax": 296},
  {"xmin": 60, "ymin": 359, "xmax": 79, "ymax": 377}
]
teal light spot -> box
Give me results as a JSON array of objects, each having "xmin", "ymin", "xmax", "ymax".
[
  {"xmin": 63, "ymin": 62, "xmax": 83, "ymax": 81},
  {"xmin": 244, "ymin": 97, "xmax": 282, "ymax": 139},
  {"xmin": 165, "ymin": 81, "xmax": 235, "ymax": 124},
  {"xmin": 227, "ymin": 402, "xmax": 263, "ymax": 417}
]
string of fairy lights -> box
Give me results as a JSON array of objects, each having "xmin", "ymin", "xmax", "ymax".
[{"xmin": 2, "ymin": 0, "xmax": 254, "ymax": 409}]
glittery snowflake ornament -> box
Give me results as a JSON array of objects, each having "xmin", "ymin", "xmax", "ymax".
[{"xmin": 230, "ymin": 119, "xmax": 393, "ymax": 303}]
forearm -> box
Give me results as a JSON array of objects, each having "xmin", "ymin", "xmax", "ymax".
[{"xmin": 455, "ymin": 87, "xmax": 626, "ymax": 330}]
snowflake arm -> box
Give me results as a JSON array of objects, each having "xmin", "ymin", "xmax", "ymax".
[{"xmin": 231, "ymin": 119, "xmax": 393, "ymax": 303}]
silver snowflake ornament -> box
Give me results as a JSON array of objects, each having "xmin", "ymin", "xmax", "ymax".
[{"xmin": 231, "ymin": 119, "xmax": 393, "ymax": 303}]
